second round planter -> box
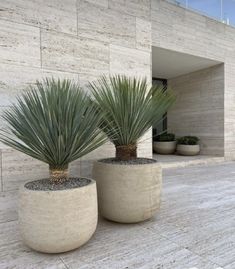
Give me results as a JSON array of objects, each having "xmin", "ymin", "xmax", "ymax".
[
  {"xmin": 177, "ymin": 144, "xmax": 200, "ymax": 156},
  {"xmin": 153, "ymin": 141, "xmax": 176, "ymax": 154},
  {"xmin": 92, "ymin": 160, "xmax": 162, "ymax": 223}
]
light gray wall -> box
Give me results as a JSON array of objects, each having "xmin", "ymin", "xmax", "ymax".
[
  {"xmin": 168, "ymin": 64, "xmax": 224, "ymax": 156},
  {"xmin": 2, "ymin": 0, "xmax": 235, "ymax": 191},
  {"xmin": 151, "ymin": 0, "xmax": 235, "ymax": 160},
  {"xmin": 0, "ymin": 0, "xmax": 152, "ymax": 191}
]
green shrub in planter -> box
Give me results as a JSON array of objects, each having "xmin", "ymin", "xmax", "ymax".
[
  {"xmin": 156, "ymin": 133, "xmax": 175, "ymax": 142},
  {"xmin": 177, "ymin": 136, "xmax": 200, "ymax": 156},
  {"xmin": 177, "ymin": 136, "xmax": 199, "ymax": 145},
  {"xmin": 154, "ymin": 133, "xmax": 176, "ymax": 154}
]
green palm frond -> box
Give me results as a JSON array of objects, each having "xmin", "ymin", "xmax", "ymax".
[
  {"xmin": 90, "ymin": 75, "xmax": 175, "ymax": 147},
  {"xmin": 0, "ymin": 78, "xmax": 107, "ymax": 169}
]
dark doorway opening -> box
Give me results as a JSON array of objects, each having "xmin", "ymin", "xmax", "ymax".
[{"xmin": 152, "ymin": 77, "xmax": 168, "ymax": 143}]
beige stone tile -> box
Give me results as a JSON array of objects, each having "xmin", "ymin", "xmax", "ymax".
[
  {"xmin": 69, "ymin": 159, "xmax": 81, "ymax": 178},
  {"xmin": 41, "ymin": 30, "xmax": 109, "ymax": 75},
  {"xmin": 81, "ymin": 143, "xmax": 115, "ymax": 161},
  {"xmin": 224, "ymin": 261, "xmax": 235, "ymax": 269},
  {"xmin": 0, "ymin": 150, "xmax": 2, "ymax": 192},
  {"xmin": 0, "ymin": 221, "xmax": 20, "ymax": 246},
  {"xmin": 0, "ymin": 191, "xmax": 18, "ymax": 223},
  {"xmin": 42, "ymin": 69, "xmax": 79, "ymax": 82},
  {"xmin": 80, "ymin": 143, "xmax": 115, "ymax": 178},
  {"xmin": 0, "ymin": 250, "xmax": 67, "ymax": 269},
  {"xmin": 109, "ymin": 0, "xmax": 151, "ymax": 19},
  {"xmin": 80, "ymin": 160, "xmax": 93, "ymax": 178},
  {"xmin": 156, "ymin": 154, "xmax": 225, "ymax": 169},
  {"xmin": 77, "ymin": 1, "xmax": 136, "ymax": 48},
  {"xmin": 61, "ymin": 221, "xmax": 170, "ymax": 268},
  {"xmin": 0, "ymin": 19, "xmax": 40, "ymax": 68},
  {"xmin": 136, "ymin": 18, "xmax": 151, "ymax": 51},
  {"xmin": 110, "ymin": 44, "xmax": 151, "ymax": 79},
  {"xmin": 168, "ymin": 65, "xmax": 224, "ymax": 156},
  {"xmin": 189, "ymin": 227, "xmax": 235, "ymax": 267},
  {"xmin": 0, "ymin": 225, "xmax": 66, "ymax": 268},
  {"xmin": 0, "ymin": 221, "xmax": 67, "ymax": 268},
  {"xmin": 137, "ymin": 129, "xmax": 153, "ymax": 158},
  {"xmin": 0, "ymin": 63, "xmax": 79, "ymax": 107},
  {"xmin": 78, "ymin": 73, "xmax": 103, "ymax": 90},
  {"xmin": 1, "ymin": 148, "xmax": 48, "ymax": 191},
  {"xmin": 0, "ymin": 0, "xmax": 77, "ymax": 35},
  {"xmin": 81, "ymin": 0, "xmax": 109, "ymax": 8},
  {"xmin": 61, "ymin": 218, "xmax": 221, "ymax": 269}
]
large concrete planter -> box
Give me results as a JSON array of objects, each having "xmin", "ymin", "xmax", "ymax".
[
  {"xmin": 153, "ymin": 141, "xmax": 176, "ymax": 154},
  {"xmin": 92, "ymin": 160, "xmax": 162, "ymax": 223},
  {"xmin": 19, "ymin": 179, "xmax": 97, "ymax": 253},
  {"xmin": 177, "ymin": 144, "xmax": 200, "ymax": 156}
]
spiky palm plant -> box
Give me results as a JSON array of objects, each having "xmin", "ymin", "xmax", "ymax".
[
  {"xmin": 0, "ymin": 78, "xmax": 107, "ymax": 183},
  {"xmin": 90, "ymin": 75, "xmax": 175, "ymax": 161}
]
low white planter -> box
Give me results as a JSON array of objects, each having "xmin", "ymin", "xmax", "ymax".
[
  {"xmin": 19, "ymin": 178, "xmax": 97, "ymax": 253},
  {"xmin": 153, "ymin": 141, "xmax": 176, "ymax": 154},
  {"xmin": 177, "ymin": 144, "xmax": 200, "ymax": 156},
  {"xmin": 92, "ymin": 160, "xmax": 162, "ymax": 223}
]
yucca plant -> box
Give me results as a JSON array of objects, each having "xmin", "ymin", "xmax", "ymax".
[
  {"xmin": 90, "ymin": 75, "xmax": 176, "ymax": 161},
  {"xmin": 0, "ymin": 78, "xmax": 107, "ymax": 183}
]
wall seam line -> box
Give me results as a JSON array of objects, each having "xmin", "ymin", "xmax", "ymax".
[
  {"xmin": 76, "ymin": 0, "xmax": 79, "ymax": 37},
  {"xmin": 0, "ymin": 17, "xmax": 78, "ymax": 37},
  {"xmin": 0, "ymin": 150, "xmax": 3, "ymax": 192},
  {"xmin": 39, "ymin": 27, "xmax": 42, "ymax": 69}
]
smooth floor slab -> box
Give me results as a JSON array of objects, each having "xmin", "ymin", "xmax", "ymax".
[
  {"xmin": 0, "ymin": 191, "xmax": 18, "ymax": 223},
  {"xmin": 0, "ymin": 162, "xmax": 234, "ymax": 268},
  {"xmin": 154, "ymin": 153, "xmax": 225, "ymax": 168}
]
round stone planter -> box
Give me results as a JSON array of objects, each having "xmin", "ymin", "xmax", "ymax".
[
  {"xmin": 92, "ymin": 160, "xmax": 162, "ymax": 223},
  {"xmin": 153, "ymin": 141, "xmax": 176, "ymax": 154},
  {"xmin": 177, "ymin": 144, "xmax": 200, "ymax": 156},
  {"xmin": 19, "ymin": 178, "xmax": 97, "ymax": 253}
]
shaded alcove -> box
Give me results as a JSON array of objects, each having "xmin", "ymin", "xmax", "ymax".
[{"xmin": 152, "ymin": 46, "xmax": 224, "ymax": 156}]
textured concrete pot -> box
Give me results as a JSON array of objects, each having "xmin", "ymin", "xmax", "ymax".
[
  {"xmin": 153, "ymin": 141, "xmax": 176, "ymax": 154},
  {"xmin": 19, "ymin": 179, "xmax": 97, "ymax": 253},
  {"xmin": 177, "ymin": 144, "xmax": 200, "ymax": 156},
  {"xmin": 92, "ymin": 160, "xmax": 162, "ymax": 223}
]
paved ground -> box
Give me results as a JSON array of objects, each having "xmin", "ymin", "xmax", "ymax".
[
  {"xmin": 154, "ymin": 154, "xmax": 225, "ymax": 169},
  {"xmin": 0, "ymin": 162, "xmax": 234, "ymax": 269}
]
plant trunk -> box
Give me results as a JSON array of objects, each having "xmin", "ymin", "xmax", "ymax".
[
  {"xmin": 49, "ymin": 165, "xmax": 69, "ymax": 184},
  {"xmin": 115, "ymin": 144, "xmax": 137, "ymax": 161}
]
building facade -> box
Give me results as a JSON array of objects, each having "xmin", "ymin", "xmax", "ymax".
[{"xmin": 0, "ymin": 0, "xmax": 234, "ymax": 191}]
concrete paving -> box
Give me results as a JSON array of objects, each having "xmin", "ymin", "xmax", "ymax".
[
  {"xmin": 154, "ymin": 154, "xmax": 225, "ymax": 169},
  {"xmin": 0, "ymin": 162, "xmax": 234, "ymax": 269}
]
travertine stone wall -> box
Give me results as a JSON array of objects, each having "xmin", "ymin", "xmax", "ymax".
[
  {"xmin": 2, "ymin": 0, "xmax": 235, "ymax": 191},
  {"xmin": 0, "ymin": 0, "xmax": 152, "ymax": 191},
  {"xmin": 151, "ymin": 0, "xmax": 235, "ymax": 160},
  {"xmin": 168, "ymin": 65, "xmax": 224, "ymax": 156}
]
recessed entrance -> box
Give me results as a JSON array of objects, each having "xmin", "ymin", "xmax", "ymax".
[{"xmin": 152, "ymin": 46, "xmax": 224, "ymax": 156}]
